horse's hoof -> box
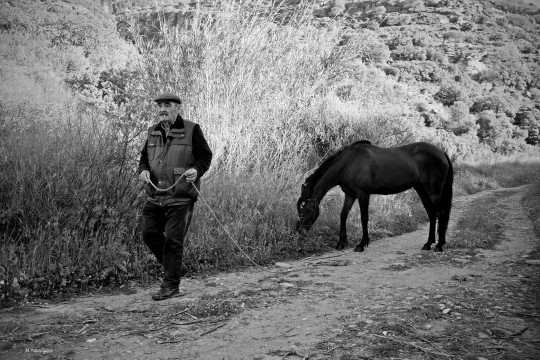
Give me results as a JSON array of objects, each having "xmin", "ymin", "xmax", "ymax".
[
  {"xmin": 433, "ymin": 246, "xmax": 443, "ymax": 253},
  {"xmin": 353, "ymin": 246, "xmax": 364, "ymax": 252},
  {"xmin": 421, "ymin": 245, "xmax": 431, "ymax": 250}
]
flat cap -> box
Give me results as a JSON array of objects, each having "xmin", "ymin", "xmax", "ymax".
[{"xmin": 154, "ymin": 92, "xmax": 182, "ymax": 104}]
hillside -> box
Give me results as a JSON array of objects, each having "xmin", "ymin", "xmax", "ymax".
[
  {"xmin": 2, "ymin": 0, "xmax": 540, "ymax": 151},
  {"xmin": 104, "ymin": 0, "xmax": 540, "ymax": 150}
]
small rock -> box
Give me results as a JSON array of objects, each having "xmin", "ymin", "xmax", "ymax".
[
  {"xmin": 424, "ymin": 324, "xmax": 432, "ymax": 330},
  {"xmin": 261, "ymin": 282, "xmax": 276, "ymax": 291},
  {"xmin": 451, "ymin": 275, "xmax": 467, "ymax": 282},
  {"xmin": 87, "ymin": 338, "xmax": 97, "ymax": 343},
  {"xmin": 433, "ymin": 294, "xmax": 444, "ymax": 300},
  {"xmin": 364, "ymin": 319, "xmax": 373, "ymax": 324},
  {"xmin": 478, "ymin": 358, "xmax": 489, "ymax": 360},
  {"xmin": 525, "ymin": 260, "xmax": 540, "ymax": 265},
  {"xmin": 279, "ymin": 282, "xmax": 295, "ymax": 288},
  {"xmin": 442, "ymin": 308, "xmax": 451, "ymax": 314},
  {"xmin": 275, "ymin": 262, "xmax": 293, "ymax": 268},
  {"xmin": 478, "ymin": 332, "xmax": 490, "ymax": 339}
]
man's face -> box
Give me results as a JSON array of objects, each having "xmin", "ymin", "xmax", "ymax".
[{"xmin": 156, "ymin": 101, "xmax": 179, "ymax": 123}]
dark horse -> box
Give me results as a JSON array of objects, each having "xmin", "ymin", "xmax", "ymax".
[{"xmin": 296, "ymin": 141, "xmax": 453, "ymax": 252}]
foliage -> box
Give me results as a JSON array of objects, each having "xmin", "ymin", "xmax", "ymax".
[
  {"xmin": 435, "ymin": 82, "xmax": 470, "ymax": 106},
  {"xmin": 470, "ymin": 89, "xmax": 520, "ymax": 118},
  {"xmin": 338, "ymin": 30, "xmax": 391, "ymax": 65},
  {"xmin": 475, "ymin": 111, "xmax": 527, "ymax": 154},
  {"xmin": 444, "ymin": 101, "xmax": 477, "ymax": 136}
]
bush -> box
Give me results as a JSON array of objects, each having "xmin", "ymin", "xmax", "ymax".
[
  {"xmin": 444, "ymin": 101, "xmax": 477, "ymax": 136},
  {"xmin": 470, "ymin": 90, "xmax": 520, "ymax": 118},
  {"xmin": 476, "ymin": 111, "xmax": 520, "ymax": 153},
  {"xmin": 434, "ymin": 82, "xmax": 470, "ymax": 106},
  {"xmin": 391, "ymin": 45, "xmax": 426, "ymax": 61},
  {"xmin": 474, "ymin": 68, "xmax": 500, "ymax": 83},
  {"xmin": 337, "ymin": 30, "xmax": 391, "ymax": 65}
]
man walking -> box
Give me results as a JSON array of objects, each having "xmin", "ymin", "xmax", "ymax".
[{"xmin": 139, "ymin": 92, "xmax": 212, "ymax": 300}]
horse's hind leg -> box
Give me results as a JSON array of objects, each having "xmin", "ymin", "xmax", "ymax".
[
  {"xmin": 414, "ymin": 186, "xmax": 437, "ymax": 250},
  {"xmin": 434, "ymin": 208, "xmax": 450, "ymax": 252},
  {"xmin": 354, "ymin": 193, "xmax": 370, "ymax": 252},
  {"xmin": 336, "ymin": 194, "xmax": 356, "ymax": 250}
]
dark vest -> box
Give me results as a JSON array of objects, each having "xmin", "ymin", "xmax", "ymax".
[{"xmin": 145, "ymin": 120, "xmax": 200, "ymax": 205}]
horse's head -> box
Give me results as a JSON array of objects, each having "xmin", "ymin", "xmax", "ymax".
[{"xmin": 295, "ymin": 183, "xmax": 320, "ymax": 233}]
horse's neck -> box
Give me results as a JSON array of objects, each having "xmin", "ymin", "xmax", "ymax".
[{"xmin": 311, "ymin": 169, "xmax": 338, "ymax": 202}]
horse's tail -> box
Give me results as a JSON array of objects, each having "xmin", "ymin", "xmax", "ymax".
[{"xmin": 442, "ymin": 153, "xmax": 454, "ymax": 214}]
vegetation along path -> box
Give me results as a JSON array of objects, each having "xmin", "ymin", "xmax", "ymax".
[{"xmin": 1, "ymin": 185, "xmax": 539, "ymax": 360}]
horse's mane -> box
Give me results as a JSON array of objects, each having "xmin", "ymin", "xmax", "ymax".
[{"xmin": 304, "ymin": 140, "xmax": 371, "ymax": 191}]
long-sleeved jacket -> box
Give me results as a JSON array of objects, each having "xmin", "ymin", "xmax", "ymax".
[{"xmin": 138, "ymin": 115, "xmax": 212, "ymax": 206}]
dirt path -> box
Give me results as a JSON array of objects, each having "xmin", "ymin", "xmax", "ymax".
[{"xmin": 1, "ymin": 186, "xmax": 539, "ymax": 360}]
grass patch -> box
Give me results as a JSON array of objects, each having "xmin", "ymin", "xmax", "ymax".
[
  {"xmin": 522, "ymin": 178, "xmax": 540, "ymax": 260},
  {"xmin": 454, "ymin": 160, "xmax": 540, "ymax": 196},
  {"xmin": 447, "ymin": 192, "xmax": 505, "ymax": 250}
]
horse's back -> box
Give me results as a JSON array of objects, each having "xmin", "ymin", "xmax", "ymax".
[
  {"xmin": 340, "ymin": 141, "xmax": 449, "ymax": 195},
  {"xmin": 399, "ymin": 142, "xmax": 449, "ymax": 169}
]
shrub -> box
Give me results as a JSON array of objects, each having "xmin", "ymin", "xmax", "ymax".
[
  {"xmin": 434, "ymin": 82, "xmax": 469, "ymax": 106},
  {"xmin": 444, "ymin": 101, "xmax": 477, "ymax": 136},
  {"xmin": 337, "ymin": 30, "xmax": 391, "ymax": 65},
  {"xmin": 474, "ymin": 68, "xmax": 500, "ymax": 83},
  {"xmin": 470, "ymin": 90, "xmax": 520, "ymax": 118},
  {"xmin": 391, "ymin": 44, "xmax": 426, "ymax": 61},
  {"xmin": 476, "ymin": 111, "xmax": 519, "ymax": 153}
]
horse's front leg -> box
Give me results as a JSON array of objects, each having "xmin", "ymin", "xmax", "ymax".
[
  {"xmin": 336, "ymin": 194, "xmax": 356, "ymax": 250},
  {"xmin": 354, "ymin": 193, "xmax": 370, "ymax": 252}
]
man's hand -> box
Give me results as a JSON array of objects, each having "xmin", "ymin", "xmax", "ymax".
[
  {"xmin": 184, "ymin": 168, "xmax": 198, "ymax": 182},
  {"xmin": 139, "ymin": 170, "xmax": 150, "ymax": 183}
]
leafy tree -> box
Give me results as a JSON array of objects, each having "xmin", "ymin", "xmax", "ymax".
[
  {"xmin": 514, "ymin": 109, "xmax": 540, "ymax": 128},
  {"xmin": 434, "ymin": 82, "xmax": 469, "ymax": 106},
  {"xmin": 476, "ymin": 110, "xmax": 514, "ymax": 151},
  {"xmin": 471, "ymin": 89, "xmax": 520, "ymax": 118},
  {"xmin": 444, "ymin": 101, "xmax": 477, "ymax": 136}
]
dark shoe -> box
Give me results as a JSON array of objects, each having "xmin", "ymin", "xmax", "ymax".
[{"xmin": 151, "ymin": 286, "xmax": 179, "ymax": 301}]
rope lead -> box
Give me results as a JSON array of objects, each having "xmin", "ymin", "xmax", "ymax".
[{"xmin": 146, "ymin": 176, "xmax": 261, "ymax": 268}]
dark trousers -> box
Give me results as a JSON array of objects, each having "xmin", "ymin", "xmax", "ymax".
[{"xmin": 142, "ymin": 201, "xmax": 194, "ymax": 288}]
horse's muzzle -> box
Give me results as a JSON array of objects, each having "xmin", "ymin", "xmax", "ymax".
[{"xmin": 295, "ymin": 218, "xmax": 310, "ymax": 233}]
